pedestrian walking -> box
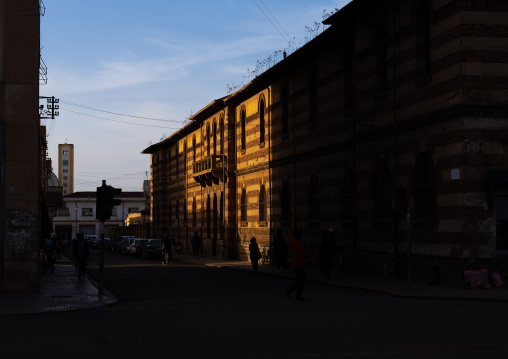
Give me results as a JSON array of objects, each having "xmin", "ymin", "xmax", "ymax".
[
  {"xmin": 62, "ymin": 238, "xmax": 68, "ymax": 255},
  {"xmin": 75, "ymin": 233, "xmax": 89, "ymax": 279},
  {"xmin": 319, "ymin": 228, "xmax": 336, "ymax": 279},
  {"xmin": 191, "ymin": 232, "xmax": 201, "ymax": 259},
  {"xmin": 72, "ymin": 237, "xmax": 78, "ymax": 267},
  {"xmin": 286, "ymin": 229, "xmax": 305, "ymax": 301},
  {"xmin": 55, "ymin": 236, "xmax": 63, "ymax": 259},
  {"xmin": 161, "ymin": 233, "xmax": 171, "ymax": 266},
  {"xmin": 249, "ymin": 237, "xmax": 261, "ymax": 273},
  {"xmin": 274, "ymin": 228, "xmax": 288, "ymax": 272}
]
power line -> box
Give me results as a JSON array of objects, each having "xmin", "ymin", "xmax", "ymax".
[
  {"xmin": 258, "ymin": 0, "xmax": 295, "ymax": 46},
  {"xmin": 60, "ymin": 100, "xmax": 182, "ymax": 124},
  {"xmin": 75, "ymin": 170, "xmax": 147, "ymax": 177},
  {"xmin": 252, "ymin": 0, "xmax": 293, "ymax": 45},
  {"xmin": 61, "ymin": 108, "xmax": 179, "ymax": 129}
]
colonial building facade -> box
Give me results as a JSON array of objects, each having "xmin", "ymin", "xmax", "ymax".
[{"xmin": 143, "ymin": 0, "xmax": 508, "ymax": 282}]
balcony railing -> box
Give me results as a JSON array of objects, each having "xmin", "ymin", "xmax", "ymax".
[
  {"xmin": 40, "ymin": 55, "xmax": 48, "ymax": 85},
  {"xmin": 57, "ymin": 208, "xmax": 69, "ymax": 217},
  {"xmin": 193, "ymin": 155, "xmax": 227, "ymax": 187}
]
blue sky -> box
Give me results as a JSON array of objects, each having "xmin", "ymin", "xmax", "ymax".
[{"xmin": 40, "ymin": 0, "xmax": 350, "ymax": 192}]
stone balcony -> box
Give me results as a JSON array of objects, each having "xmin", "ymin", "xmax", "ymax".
[{"xmin": 193, "ymin": 155, "xmax": 227, "ymax": 187}]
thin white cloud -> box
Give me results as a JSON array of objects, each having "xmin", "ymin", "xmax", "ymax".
[{"xmin": 45, "ymin": 31, "xmax": 277, "ymax": 97}]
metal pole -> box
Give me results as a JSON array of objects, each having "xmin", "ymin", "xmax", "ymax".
[
  {"xmin": 99, "ymin": 221, "xmax": 104, "ymax": 297},
  {"xmin": 407, "ymin": 212, "xmax": 412, "ymax": 290},
  {"xmin": 392, "ymin": 0, "xmax": 399, "ymax": 254}
]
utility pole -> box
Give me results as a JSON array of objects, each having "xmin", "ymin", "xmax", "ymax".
[{"xmin": 39, "ymin": 96, "xmax": 59, "ymax": 120}]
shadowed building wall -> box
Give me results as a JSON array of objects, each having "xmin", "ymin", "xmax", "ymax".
[{"xmin": 0, "ymin": 0, "xmax": 41, "ymax": 293}]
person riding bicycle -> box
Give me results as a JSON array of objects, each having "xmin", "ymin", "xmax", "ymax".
[{"xmin": 161, "ymin": 233, "xmax": 172, "ymax": 265}]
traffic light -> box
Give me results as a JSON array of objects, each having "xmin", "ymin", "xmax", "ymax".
[
  {"xmin": 104, "ymin": 186, "xmax": 122, "ymax": 211},
  {"xmin": 96, "ymin": 183, "xmax": 122, "ymax": 222},
  {"xmin": 96, "ymin": 184, "xmax": 108, "ymax": 222}
]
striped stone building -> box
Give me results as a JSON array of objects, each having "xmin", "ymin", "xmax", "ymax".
[{"xmin": 143, "ymin": 0, "xmax": 508, "ymax": 282}]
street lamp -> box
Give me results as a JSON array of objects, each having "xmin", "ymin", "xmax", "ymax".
[{"xmin": 75, "ymin": 203, "xmax": 78, "ymax": 239}]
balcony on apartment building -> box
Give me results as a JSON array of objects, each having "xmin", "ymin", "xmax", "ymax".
[{"xmin": 193, "ymin": 155, "xmax": 227, "ymax": 187}]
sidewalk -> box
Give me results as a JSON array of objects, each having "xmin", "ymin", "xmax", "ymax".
[
  {"xmin": 1, "ymin": 253, "xmax": 507, "ymax": 316},
  {"xmin": 0, "ymin": 256, "xmax": 117, "ymax": 316},
  {"xmin": 177, "ymin": 254, "xmax": 508, "ymax": 303}
]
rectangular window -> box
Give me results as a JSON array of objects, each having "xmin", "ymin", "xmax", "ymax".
[
  {"xmin": 495, "ymin": 195, "xmax": 508, "ymax": 251},
  {"xmin": 57, "ymin": 208, "xmax": 70, "ymax": 216},
  {"xmin": 82, "ymin": 208, "xmax": 93, "ymax": 216},
  {"xmin": 63, "ymin": 150, "xmax": 69, "ymax": 155},
  {"xmin": 63, "ymin": 169, "xmax": 69, "ymax": 173},
  {"xmin": 62, "ymin": 160, "xmax": 69, "ymax": 166}
]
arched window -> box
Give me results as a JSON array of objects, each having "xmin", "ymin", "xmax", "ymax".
[
  {"xmin": 175, "ymin": 143, "xmax": 179, "ymax": 176},
  {"xmin": 183, "ymin": 141, "xmax": 187, "ymax": 174},
  {"xmin": 259, "ymin": 97, "xmax": 265, "ymax": 144},
  {"xmin": 414, "ymin": 152, "xmax": 436, "ymax": 220},
  {"xmin": 219, "ymin": 116, "xmax": 225, "ymax": 155},
  {"xmin": 343, "ymin": 168, "xmax": 354, "ymax": 220},
  {"xmin": 212, "ymin": 120, "xmax": 217, "ymax": 155},
  {"xmin": 219, "ymin": 192, "xmax": 224, "ymax": 226},
  {"xmin": 374, "ymin": 24, "xmax": 387, "ymax": 91},
  {"xmin": 192, "ymin": 197, "xmax": 197, "ymax": 226},
  {"xmin": 213, "ymin": 194, "xmax": 218, "ymax": 241},
  {"xmin": 374, "ymin": 160, "xmax": 391, "ymax": 220},
  {"xmin": 344, "ymin": 48, "xmax": 354, "ymax": 111},
  {"xmin": 241, "ymin": 188, "xmax": 247, "ymax": 222},
  {"xmin": 206, "ymin": 124, "xmax": 211, "ymax": 156},
  {"xmin": 281, "ymin": 86, "xmax": 289, "ymax": 135},
  {"xmin": 220, "ymin": 192, "xmax": 224, "ymax": 240},
  {"xmin": 168, "ymin": 148, "xmax": 172, "ymax": 178},
  {"xmin": 175, "ymin": 199, "xmax": 179, "ymax": 223},
  {"xmin": 415, "ymin": 0, "xmax": 431, "ymax": 78},
  {"xmin": 192, "ymin": 136, "xmax": 196, "ymax": 162},
  {"xmin": 206, "ymin": 195, "xmax": 211, "ymax": 238},
  {"xmin": 156, "ymin": 204, "xmax": 160, "ymax": 228},
  {"xmin": 241, "ymin": 107, "xmax": 246, "ymax": 151},
  {"xmin": 168, "ymin": 201, "xmax": 172, "ymax": 225},
  {"xmin": 167, "ymin": 200, "xmax": 173, "ymax": 225},
  {"xmin": 183, "ymin": 199, "xmax": 187, "ymax": 224},
  {"xmin": 309, "ymin": 174, "xmax": 320, "ymax": 221},
  {"xmin": 259, "ymin": 185, "xmax": 267, "ymax": 222},
  {"xmin": 309, "ymin": 69, "xmax": 318, "ymax": 127},
  {"xmin": 281, "ymin": 180, "xmax": 291, "ymax": 223}
]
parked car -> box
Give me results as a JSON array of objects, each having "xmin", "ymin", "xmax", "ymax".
[
  {"xmin": 91, "ymin": 237, "xmax": 111, "ymax": 249},
  {"xmin": 143, "ymin": 239, "xmax": 161, "ymax": 259},
  {"xmin": 132, "ymin": 238, "xmax": 148, "ymax": 257},
  {"xmin": 122, "ymin": 237, "xmax": 137, "ymax": 255},
  {"xmin": 116, "ymin": 236, "xmax": 135, "ymax": 254},
  {"xmin": 84, "ymin": 235, "xmax": 97, "ymax": 246}
]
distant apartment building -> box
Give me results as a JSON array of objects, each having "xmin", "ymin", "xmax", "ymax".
[
  {"xmin": 58, "ymin": 143, "xmax": 74, "ymax": 195},
  {"xmin": 52, "ymin": 191, "xmax": 146, "ymax": 239}
]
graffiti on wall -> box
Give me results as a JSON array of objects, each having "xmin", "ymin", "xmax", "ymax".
[{"xmin": 5, "ymin": 209, "xmax": 37, "ymax": 258}]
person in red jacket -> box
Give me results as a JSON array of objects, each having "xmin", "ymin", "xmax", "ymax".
[{"xmin": 285, "ymin": 229, "xmax": 305, "ymax": 301}]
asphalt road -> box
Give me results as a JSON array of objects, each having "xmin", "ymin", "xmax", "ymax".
[{"xmin": 2, "ymin": 249, "xmax": 508, "ymax": 359}]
